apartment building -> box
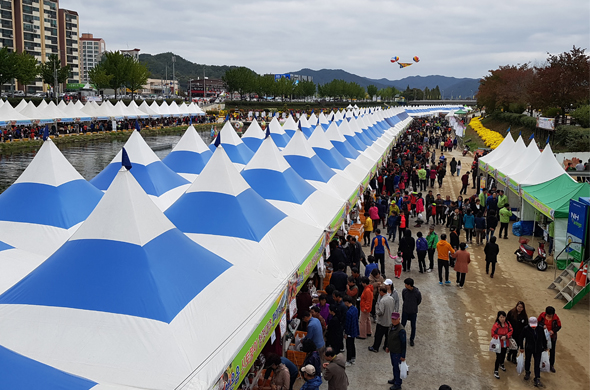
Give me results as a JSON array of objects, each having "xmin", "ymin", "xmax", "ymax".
[
  {"xmin": 79, "ymin": 33, "xmax": 105, "ymax": 83},
  {"xmin": 58, "ymin": 7, "xmax": 79, "ymax": 84}
]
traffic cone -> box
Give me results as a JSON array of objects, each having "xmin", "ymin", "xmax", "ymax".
[{"xmin": 575, "ymin": 263, "xmax": 587, "ymax": 287}]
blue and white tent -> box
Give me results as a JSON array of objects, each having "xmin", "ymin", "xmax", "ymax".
[
  {"xmin": 0, "ymin": 166, "xmax": 279, "ymax": 390},
  {"xmin": 324, "ymin": 121, "xmax": 375, "ymax": 171},
  {"xmin": 209, "ymin": 121, "xmax": 254, "ymax": 171},
  {"xmin": 267, "ymin": 117, "xmax": 291, "ymax": 148},
  {"xmin": 90, "ymin": 130, "xmax": 190, "ymax": 211},
  {"xmin": 166, "ymin": 145, "xmax": 323, "ymax": 278},
  {"xmin": 0, "ymin": 139, "xmax": 103, "ymax": 256},
  {"xmin": 297, "ymin": 115, "xmax": 313, "ymax": 138},
  {"xmin": 241, "ymin": 119, "xmax": 266, "ymax": 152},
  {"xmin": 339, "ymin": 118, "xmax": 381, "ymax": 162},
  {"xmin": 348, "ymin": 116, "xmax": 373, "ymax": 148},
  {"xmin": 282, "ymin": 115, "xmax": 298, "ymax": 138},
  {"xmin": 242, "ymin": 136, "xmax": 343, "ymax": 228},
  {"xmin": 317, "ymin": 112, "xmax": 330, "ymax": 131},
  {"xmin": 163, "ymin": 125, "xmax": 212, "ymax": 182},
  {"xmin": 0, "ymin": 240, "xmax": 45, "ymax": 295},
  {"xmin": 282, "ymin": 130, "xmax": 358, "ymax": 201},
  {"xmin": 308, "ymin": 112, "xmax": 318, "ymax": 126}
]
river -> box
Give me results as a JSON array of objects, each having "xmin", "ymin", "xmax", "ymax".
[{"xmin": 0, "ymin": 132, "xmax": 214, "ymax": 193}]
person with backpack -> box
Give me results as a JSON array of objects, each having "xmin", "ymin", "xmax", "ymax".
[{"xmin": 415, "ymin": 231, "xmax": 429, "ymax": 273}]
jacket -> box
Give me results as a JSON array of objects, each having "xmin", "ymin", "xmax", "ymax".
[
  {"xmin": 326, "ymin": 316, "xmax": 343, "ymax": 352},
  {"xmin": 463, "ymin": 214, "xmax": 475, "ymax": 229},
  {"xmin": 304, "ymin": 317, "xmax": 325, "ymax": 349},
  {"xmin": 369, "ymin": 274, "xmax": 384, "ymax": 300},
  {"xmin": 344, "ymin": 305, "xmax": 359, "ymax": 338},
  {"xmin": 330, "ymin": 271, "xmax": 348, "ymax": 293},
  {"xmin": 436, "ymin": 240, "xmax": 455, "ymax": 260},
  {"xmin": 538, "ymin": 312, "xmax": 562, "ymax": 341},
  {"xmin": 371, "ymin": 235, "xmax": 390, "ymax": 254},
  {"xmin": 387, "ymin": 324, "xmax": 407, "ymax": 358},
  {"xmin": 324, "ymin": 353, "xmax": 349, "ymax": 390},
  {"xmin": 474, "ymin": 216, "xmax": 486, "ymax": 230},
  {"xmin": 375, "ymin": 294, "xmax": 395, "ymax": 327},
  {"xmin": 426, "ymin": 231, "xmax": 439, "ymax": 249},
  {"xmin": 401, "ymin": 286, "xmax": 422, "ymax": 314},
  {"xmin": 270, "ymin": 364, "xmax": 291, "ymax": 390},
  {"xmin": 491, "ymin": 321, "xmax": 514, "ymax": 349},
  {"xmin": 399, "ymin": 236, "xmax": 415, "ymax": 259},
  {"xmin": 499, "ymin": 207, "xmax": 512, "ymax": 223},
  {"xmin": 303, "ymin": 351, "xmax": 322, "ymax": 381},
  {"xmin": 520, "ymin": 325, "xmax": 548, "ymax": 354},
  {"xmin": 360, "ymin": 285, "xmax": 374, "ymax": 313},
  {"xmin": 507, "ymin": 308, "xmax": 528, "ymax": 342},
  {"xmin": 484, "ymin": 242, "xmax": 499, "ymax": 263},
  {"xmin": 486, "ymin": 215, "xmax": 498, "ymax": 230},
  {"xmin": 416, "ymin": 236, "xmax": 428, "ymax": 252},
  {"xmin": 300, "ymin": 375, "xmax": 323, "ymax": 390},
  {"xmin": 452, "ymin": 250, "xmax": 471, "ymax": 273},
  {"xmin": 364, "ymin": 217, "xmax": 373, "ymax": 232}
]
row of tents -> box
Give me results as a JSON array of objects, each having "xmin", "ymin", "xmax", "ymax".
[
  {"xmin": 0, "ymin": 105, "xmax": 464, "ymax": 389},
  {"xmin": 0, "ymin": 99, "xmax": 206, "ymax": 126}
]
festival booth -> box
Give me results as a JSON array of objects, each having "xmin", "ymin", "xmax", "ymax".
[
  {"xmin": 0, "ymin": 101, "xmax": 33, "ymax": 126},
  {"xmin": 209, "ymin": 122, "xmax": 254, "ymax": 171},
  {"xmin": 296, "ymin": 115, "xmax": 313, "ymax": 138},
  {"xmin": 267, "ymin": 117, "xmax": 291, "ymax": 148},
  {"xmin": 282, "ymin": 115, "xmax": 298, "ymax": 138},
  {"xmin": 90, "ymin": 130, "xmax": 191, "ymax": 211},
  {"xmin": 0, "ymin": 139, "xmax": 102, "ymax": 257},
  {"xmin": 163, "ymin": 125, "xmax": 213, "ymax": 182},
  {"xmin": 307, "ymin": 112, "xmax": 318, "ymax": 127},
  {"xmin": 241, "ymin": 120, "xmax": 266, "ymax": 152}
]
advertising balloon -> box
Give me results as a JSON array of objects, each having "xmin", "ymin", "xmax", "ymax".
[{"xmin": 413, "ymin": 56, "xmax": 420, "ymax": 62}]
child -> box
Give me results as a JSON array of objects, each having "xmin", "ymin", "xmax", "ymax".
[
  {"xmin": 363, "ymin": 212, "xmax": 373, "ymax": 246},
  {"xmin": 393, "ymin": 253, "xmax": 403, "ymax": 279},
  {"xmin": 365, "ymin": 255, "xmax": 378, "ymax": 278},
  {"xmin": 343, "ymin": 296, "xmax": 359, "ymax": 366}
]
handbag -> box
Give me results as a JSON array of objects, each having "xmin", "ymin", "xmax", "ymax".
[{"xmin": 508, "ymin": 337, "xmax": 518, "ymax": 351}]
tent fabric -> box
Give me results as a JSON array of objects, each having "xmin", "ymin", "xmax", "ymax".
[
  {"xmin": 267, "ymin": 117, "xmax": 291, "ymax": 148},
  {"xmin": 241, "ymin": 120, "xmax": 266, "ymax": 152},
  {"xmin": 497, "ymin": 141, "xmax": 540, "ymax": 178},
  {"xmin": 508, "ymin": 144, "xmax": 567, "ymax": 187},
  {"xmin": 0, "ymin": 139, "xmax": 102, "ymax": 256},
  {"xmin": 297, "ymin": 115, "xmax": 313, "ymax": 138},
  {"xmin": 488, "ymin": 136, "xmax": 526, "ymax": 172},
  {"xmin": 282, "ymin": 115, "xmax": 298, "ymax": 138},
  {"xmin": 90, "ymin": 130, "xmax": 190, "ymax": 211},
  {"xmin": 208, "ymin": 121, "xmax": 254, "ymax": 170},
  {"xmin": 163, "ymin": 125, "xmax": 213, "ymax": 182},
  {"xmin": 521, "ymin": 174, "xmax": 590, "ymax": 218},
  {"xmin": 478, "ymin": 134, "xmax": 515, "ymax": 171}
]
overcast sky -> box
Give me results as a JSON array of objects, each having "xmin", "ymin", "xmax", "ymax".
[{"xmin": 62, "ymin": 0, "xmax": 589, "ymax": 81}]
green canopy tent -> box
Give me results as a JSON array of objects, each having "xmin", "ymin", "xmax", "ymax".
[{"xmin": 520, "ymin": 174, "xmax": 590, "ymax": 261}]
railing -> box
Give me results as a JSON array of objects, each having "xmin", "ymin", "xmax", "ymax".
[{"xmin": 553, "ymin": 241, "xmax": 584, "ymax": 279}]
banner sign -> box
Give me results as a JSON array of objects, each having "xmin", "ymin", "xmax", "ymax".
[
  {"xmin": 566, "ymin": 199, "xmax": 588, "ymax": 261},
  {"xmin": 522, "ymin": 190, "xmax": 553, "ymax": 218},
  {"xmin": 537, "ymin": 117, "xmax": 555, "ymax": 131}
]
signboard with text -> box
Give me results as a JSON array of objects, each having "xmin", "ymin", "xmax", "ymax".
[{"xmin": 566, "ymin": 199, "xmax": 588, "ymax": 261}]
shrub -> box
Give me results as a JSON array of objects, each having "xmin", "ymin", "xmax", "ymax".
[
  {"xmin": 554, "ymin": 125, "xmax": 590, "ymax": 151},
  {"xmin": 542, "ymin": 107, "xmax": 561, "ymax": 117},
  {"xmin": 571, "ymin": 105, "xmax": 590, "ymax": 128}
]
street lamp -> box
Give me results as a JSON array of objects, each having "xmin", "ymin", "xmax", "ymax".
[{"xmin": 171, "ymin": 56, "xmax": 176, "ymax": 96}]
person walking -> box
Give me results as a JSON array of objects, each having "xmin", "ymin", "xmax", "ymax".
[
  {"xmin": 486, "ymin": 210, "xmax": 498, "ymax": 242},
  {"xmin": 456, "ymin": 160, "xmax": 462, "ymax": 177},
  {"xmin": 474, "ymin": 212, "xmax": 486, "ymax": 245},
  {"xmin": 398, "ymin": 230, "xmax": 415, "ymax": 272},
  {"xmin": 507, "ymin": 301, "xmax": 528, "ymax": 364},
  {"xmin": 451, "ymin": 242, "xmax": 471, "ymax": 288},
  {"xmin": 484, "ymin": 236, "xmax": 500, "ymax": 278},
  {"xmin": 449, "ymin": 157, "xmax": 457, "ymax": 176},
  {"xmin": 491, "ymin": 311, "xmax": 513, "ymax": 379},
  {"xmin": 323, "ymin": 347, "xmax": 349, "ymax": 390},
  {"xmin": 538, "ymin": 306, "xmax": 561, "ymax": 373},
  {"xmin": 498, "ymin": 204, "xmax": 513, "ymax": 239},
  {"xmin": 371, "ymin": 229, "xmax": 391, "ymax": 277},
  {"xmin": 426, "ymin": 225, "xmax": 439, "ymax": 273},
  {"xmin": 358, "ymin": 277, "xmax": 373, "ymax": 339},
  {"xmin": 436, "ymin": 233, "xmax": 455, "ymax": 285},
  {"xmin": 385, "ymin": 313, "xmax": 407, "ymax": 390},
  {"xmin": 417, "ymin": 165, "xmax": 427, "ymax": 191},
  {"xmin": 463, "ymin": 209, "xmax": 475, "ymax": 243},
  {"xmin": 369, "ymin": 202, "xmax": 380, "ymax": 229},
  {"xmin": 460, "ymin": 171, "xmax": 469, "ymax": 195},
  {"xmin": 363, "ymin": 213, "xmax": 373, "ymax": 246},
  {"xmin": 520, "ymin": 317, "xmax": 548, "ymax": 388},
  {"xmin": 369, "ymin": 286, "xmax": 395, "ymax": 353},
  {"xmin": 343, "ymin": 296, "xmax": 359, "ymax": 366},
  {"xmin": 401, "ymin": 278, "xmax": 421, "ymax": 347},
  {"xmin": 415, "ymin": 231, "xmax": 428, "ymax": 273}
]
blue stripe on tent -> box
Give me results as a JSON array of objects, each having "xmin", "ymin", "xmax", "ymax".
[
  {"xmin": 363, "ymin": 128, "xmax": 377, "ymax": 142},
  {"xmin": 0, "ymin": 229, "xmax": 231, "ymax": 323},
  {"xmin": 356, "ymin": 131, "xmax": 373, "ymax": 147},
  {"xmin": 313, "ymin": 147, "xmax": 350, "ymax": 170},
  {"xmin": 331, "ymin": 140, "xmax": 360, "ymax": 159},
  {"xmin": 166, "ymin": 189, "xmax": 286, "ymax": 241},
  {"xmin": 284, "ymin": 155, "xmax": 336, "ymax": 182},
  {"xmin": 320, "ymin": 124, "xmax": 329, "ymax": 131},
  {"xmin": 344, "ymin": 134, "xmax": 366, "ymax": 151},
  {"xmin": 242, "ymin": 137, "xmax": 263, "ymax": 153},
  {"xmin": 0, "ymin": 240, "xmax": 14, "ymax": 252},
  {"xmin": 0, "ymin": 345, "xmax": 97, "ymax": 390},
  {"xmin": 270, "ymin": 133, "xmax": 289, "ymax": 149},
  {"xmin": 163, "ymin": 150, "xmax": 212, "ymax": 175},
  {"xmin": 284, "ymin": 129, "xmax": 296, "ymax": 138},
  {"xmin": 242, "ymin": 168, "xmax": 316, "ymax": 204},
  {"xmin": 91, "ymin": 162, "xmax": 189, "ymax": 196},
  {"xmin": 0, "ymin": 181, "xmax": 103, "ymax": 229},
  {"xmin": 397, "ymin": 112, "xmax": 409, "ymax": 121},
  {"xmin": 209, "ymin": 143, "xmax": 254, "ymax": 165},
  {"xmin": 300, "ymin": 126, "xmax": 313, "ymax": 138}
]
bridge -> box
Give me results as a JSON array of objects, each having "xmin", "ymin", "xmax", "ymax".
[{"xmin": 406, "ymin": 99, "xmax": 477, "ymax": 106}]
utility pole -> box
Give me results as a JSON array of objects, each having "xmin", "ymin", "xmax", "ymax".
[
  {"xmin": 165, "ymin": 64, "xmax": 168, "ymax": 98},
  {"xmin": 53, "ymin": 59, "xmax": 58, "ymax": 104},
  {"xmin": 172, "ymin": 55, "xmax": 176, "ymax": 96},
  {"xmin": 203, "ymin": 67, "xmax": 206, "ymax": 99}
]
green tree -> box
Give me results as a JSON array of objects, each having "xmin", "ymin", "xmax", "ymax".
[
  {"xmin": 222, "ymin": 66, "xmax": 257, "ymax": 99},
  {"xmin": 255, "ymin": 74, "xmax": 275, "ymax": 99},
  {"xmin": 0, "ymin": 47, "xmax": 18, "ymax": 91},
  {"xmin": 101, "ymin": 51, "xmax": 132, "ymax": 99},
  {"xmin": 88, "ymin": 64, "xmax": 113, "ymax": 98},
  {"xmin": 15, "ymin": 51, "xmax": 39, "ymax": 95},
  {"xmin": 125, "ymin": 58, "xmax": 150, "ymax": 99},
  {"xmin": 38, "ymin": 54, "xmax": 71, "ymax": 91},
  {"xmin": 367, "ymin": 84, "xmax": 378, "ymax": 99}
]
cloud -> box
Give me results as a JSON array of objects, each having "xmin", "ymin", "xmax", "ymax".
[{"xmin": 62, "ymin": 0, "xmax": 589, "ymax": 80}]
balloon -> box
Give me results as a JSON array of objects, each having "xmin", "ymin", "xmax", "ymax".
[
  {"xmin": 413, "ymin": 56, "xmax": 420, "ymax": 62},
  {"xmin": 390, "ymin": 56, "xmax": 399, "ymax": 63}
]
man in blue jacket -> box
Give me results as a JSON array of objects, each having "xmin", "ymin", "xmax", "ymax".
[{"xmin": 301, "ymin": 311, "xmax": 325, "ymax": 357}]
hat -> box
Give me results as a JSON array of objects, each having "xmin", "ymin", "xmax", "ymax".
[
  {"xmin": 391, "ymin": 312, "xmax": 400, "ymax": 320},
  {"xmin": 384, "ymin": 279, "xmax": 393, "ymax": 286},
  {"xmin": 301, "ymin": 364, "xmax": 316, "ymax": 375},
  {"xmin": 529, "ymin": 317, "xmax": 538, "ymax": 328}
]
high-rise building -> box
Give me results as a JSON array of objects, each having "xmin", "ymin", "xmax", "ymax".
[
  {"xmin": 0, "ymin": 0, "xmax": 82, "ymax": 93},
  {"xmin": 79, "ymin": 33, "xmax": 105, "ymax": 83}
]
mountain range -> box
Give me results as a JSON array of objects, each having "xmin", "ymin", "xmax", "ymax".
[{"xmin": 139, "ymin": 52, "xmax": 480, "ymax": 99}]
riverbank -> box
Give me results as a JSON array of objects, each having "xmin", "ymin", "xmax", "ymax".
[{"xmin": 0, "ymin": 123, "xmax": 214, "ymax": 155}]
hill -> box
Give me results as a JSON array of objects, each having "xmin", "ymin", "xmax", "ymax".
[{"xmin": 290, "ymin": 68, "xmax": 480, "ymax": 99}]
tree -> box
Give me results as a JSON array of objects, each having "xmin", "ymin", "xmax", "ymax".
[
  {"xmin": 0, "ymin": 47, "xmax": 18, "ymax": 91},
  {"xmin": 101, "ymin": 51, "xmax": 132, "ymax": 98},
  {"xmin": 88, "ymin": 64, "xmax": 113, "ymax": 97},
  {"xmin": 125, "ymin": 58, "xmax": 150, "ymax": 99},
  {"xmin": 222, "ymin": 66, "xmax": 257, "ymax": 99},
  {"xmin": 15, "ymin": 51, "xmax": 39, "ymax": 95},
  {"xmin": 255, "ymin": 74, "xmax": 275, "ymax": 99},
  {"xmin": 38, "ymin": 54, "xmax": 71, "ymax": 91},
  {"xmin": 367, "ymin": 84, "xmax": 378, "ymax": 99}
]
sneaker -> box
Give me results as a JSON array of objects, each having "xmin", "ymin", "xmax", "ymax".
[
  {"xmin": 445, "ymin": 280, "xmax": 451, "ymax": 285},
  {"xmin": 351, "ymin": 358, "xmax": 356, "ymax": 364},
  {"xmin": 427, "ymin": 269, "xmax": 432, "ymax": 273},
  {"xmin": 345, "ymin": 361, "xmax": 352, "ymax": 367},
  {"xmin": 368, "ymin": 346, "xmax": 378, "ymax": 353},
  {"xmin": 494, "ymin": 371, "xmax": 500, "ymax": 379},
  {"xmin": 524, "ymin": 372, "xmax": 530, "ymax": 380},
  {"xmin": 500, "ymin": 364, "xmax": 506, "ymax": 371},
  {"xmin": 460, "ymin": 285, "xmax": 464, "ymax": 289},
  {"xmin": 387, "ymin": 379, "xmax": 396, "ymax": 384},
  {"xmin": 456, "ymin": 282, "xmax": 460, "ymax": 287},
  {"xmin": 534, "ymin": 378, "xmax": 543, "ymax": 387},
  {"xmin": 439, "ymin": 281, "xmax": 443, "ymax": 285}
]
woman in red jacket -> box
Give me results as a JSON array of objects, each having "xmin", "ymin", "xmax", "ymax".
[{"xmin": 491, "ymin": 310, "xmax": 513, "ymax": 379}]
